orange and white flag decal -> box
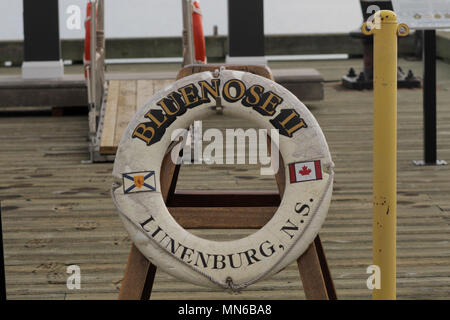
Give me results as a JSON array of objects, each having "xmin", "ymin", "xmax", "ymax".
[{"xmin": 289, "ymin": 160, "xmax": 322, "ymax": 183}]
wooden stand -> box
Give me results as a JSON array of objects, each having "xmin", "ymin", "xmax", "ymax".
[{"xmin": 118, "ymin": 65, "xmax": 337, "ymax": 300}]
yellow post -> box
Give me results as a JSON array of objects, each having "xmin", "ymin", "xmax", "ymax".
[{"xmin": 362, "ymin": 11, "xmax": 408, "ymax": 300}]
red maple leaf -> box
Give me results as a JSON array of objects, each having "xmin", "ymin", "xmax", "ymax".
[{"xmin": 299, "ymin": 165, "xmax": 312, "ymax": 176}]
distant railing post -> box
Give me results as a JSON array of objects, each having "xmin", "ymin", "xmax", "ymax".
[
  {"xmin": 90, "ymin": 0, "xmax": 97, "ymax": 110},
  {"xmin": 412, "ymin": 30, "xmax": 447, "ymax": 166},
  {"xmin": 21, "ymin": 0, "xmax": 64, "ymax": 79},
  {"xmin": 226, "ymin": 0, "xmax": 266, "ymax": 64},
  {"xmin": 423, "ymin": 30, "xmax": 437, "ymax": 164},
  {"xmin": 182, "ymin": 0, "xmax": 195, "ymax": 66}
]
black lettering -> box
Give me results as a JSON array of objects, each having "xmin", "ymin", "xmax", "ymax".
[
  {"xmin": 151, "ymin": 225, "xmax": 164, "ymax": 238},
  {"xmin": 280, "ymin": 219, "xmax": 299, "ymax": 239},
  {"xmin": 222, "ymin": 79, "xmax": 246, "ymax": 102},
  {"xmin": 178, "ymin": 83, "xmax": 202, "ymax": 108},
  {"xmin": 253, "ymin": 91, "xmax": 283, "ymax": 116},
  {"xmin": 198, "ymin": 79, "xmax": 221, "ymax": 103},
  {"xmin": 157, "ymin": 92, "xmax": 187, "ymax": 116},
  {"xmin": 180, "ymin": 246, "xmax": 195, "ymax": 263},
  {"xmin": 145, "ymin": 109, "xmax": 169, "ymax": 128},
  {"xmin": 194, "ymin": 251, "xmax": 211, "ymax": 268},
  {"xmin": 140, "ymin": 216, "xmax": 155, "ymax": 232},
  {"xmin": 227, "ymin": 253, "xmax": 243, "ymax": 269},
  {"xmin": 137, "ymin": 109, "xmax": 176, "ymax": 146},
  {"xmin": 295, "ymin": 203, "xmax": 310, "ymax": 216},
  {"xmin": 213, "ymin": 254, "xmax": 226, "ymax": 269},
  {"xmin": 259, "ymin": 241, "xmax": 276, "ymax": 257},
  {"xmin": 242, "ymin": 84, "xmax": 264, "ymax": 107},
  {"xmin": 165, "ymin": 237, "xmax": 182, "ymax": 255},
  {"xmin": 132, "ymin": 122, "xmax": 156, "ymax": 145},
  {"xmin": 270, "ymin": 109, "xmax": 307, "ymax": 137},
  {"xmin": 240, "ymin": 248, "xmax": 260, "ymax": 266}
]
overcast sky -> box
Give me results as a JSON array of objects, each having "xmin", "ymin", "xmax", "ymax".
[{"xmin": 0, "ymin": 0, "xmax": 362, "ymax": 40}]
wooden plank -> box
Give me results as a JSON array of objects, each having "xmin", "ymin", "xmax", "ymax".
[
  {"xmin": 314, "ymin": 236, "xmax": 338, "ymax": 300},
  {"xmin": 117, "ymin": 244, "xmax": 155, "ymax": 300},
  {"xmin": 100, "ymin": 79, "xmax": 172, "ymax": 155},
  {"xmin": 0, "ymin": 76, "xmax": 88, "ymax": 107},
  {"xmin": 169, "ymin": 206, "xmax": 277, "ymax": 229},
  {"xmin": 297, "ymin": 239, "xmax": 329, "ymax": 300},
  {"xmin": 113, "ymin": 80, "xmax": 137, "ymax": 148},
  {"xmin": 153, "ymin": 79, "xmax": 173, "ymax": 93},
  {"xmin": 100, "ymin": 80, "xmax": 120, "ymax": 154},
  {"xmin": 136, "ymin": 80, "xmax": 155, "ymax": 113},
  {"xmin": 169, "ymin": 190, "xmax": 280, "ymax": 207}
]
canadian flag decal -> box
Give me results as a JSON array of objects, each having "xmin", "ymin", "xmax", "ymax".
[{"xmin": 289, "ymin": 160, "xmax": 322, "ymax": 183}]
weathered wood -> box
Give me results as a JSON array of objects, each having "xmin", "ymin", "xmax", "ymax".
[
  {"xmin": 114, "ymin": 80, "xmax": 137, "ymax": 147},
  {"xmin": 297, "ymin": 239, "xmax": 330, "ymax": 300},
  {"xmin": 117, "ymin": 244, "xmax": 154, "ymax": 300},
  {"xmin": 169, "ymin": 207, "xmax": 277, "ymax": 229},
  {"xmin": 100, "ymin": 79, "xmax": 173, "ymax": 155},
  {"xmin": 168, "ymin": 190, "xmax": 280, "ymax": 207},
  {"xmin": 275, "ymin": 68, "xmax": 324, "ymax": 101},
  {"xmin": 153, "ymin": 79, "xmax": 174, "ymax": 93},
  {"xmin": 313, "ymin": 236, "xmax": 337, "ymax": 300},
  {"xmin": 0, "ymin": 77, "xmax": 88, "ymax": 107},
  {"xmin": 100, "ymin": 80, "xmax": 120, "ymax": 154},
  {"xmin": 177, "ymin": 64, "xmax": 274, "ymax": 81},
  {"xmin": 2, "ymin": 58, "xmax": 450, "ymax": 300},
  {"xmin": 136, "ymin": 80, "xmax": 155, "ymax": 113}
]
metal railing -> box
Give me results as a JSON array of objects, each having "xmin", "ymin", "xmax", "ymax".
[
  {"xmin": 87, "ymin": 0, "xmax": 105, "ymax": 111},
  {"xmin": 85, "ymin": 0, "xmax": 109, "ymax": 163}
]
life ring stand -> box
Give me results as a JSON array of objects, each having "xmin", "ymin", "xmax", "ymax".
[{"xmin": 112, "ymin": 69, "xmax": 334, "ymax": 290}]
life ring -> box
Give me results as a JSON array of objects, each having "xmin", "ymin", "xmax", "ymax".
[
  {"xmin": 192, "ymin": 0, "xmax": 206, "ymax": 64},
  {"xmin": 83, "ymin": 2, "xmax": 92, "ymax": 79},
  {"xmin": 112, "ymin": 70, "xmax": 334, "ymax": 290}
]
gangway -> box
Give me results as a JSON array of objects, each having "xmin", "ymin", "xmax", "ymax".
[{"xmin": 84, "ymin": 0, "xmax": 324, "ymax": 163}]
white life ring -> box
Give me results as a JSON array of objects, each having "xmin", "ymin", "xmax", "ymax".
[{"xmin": 112, "ymin": 69, "xmax": 334, "ymax": 291}]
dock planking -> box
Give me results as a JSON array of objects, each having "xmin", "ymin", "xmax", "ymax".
[
  {"xmin": 0, "ymin": 59, "xmax": 450, "ymax": 299},
  {"xmin": 98, "ymin": 68, "xmax": 322, "ymax": 155},
  {"xmin": 100, "ymin": 79, "xmax": 173, "ymax": 155}
]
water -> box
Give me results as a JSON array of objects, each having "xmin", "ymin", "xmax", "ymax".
[{"xmin": 0, "ymin": 0, "xmax": 363, "ymax": 40}]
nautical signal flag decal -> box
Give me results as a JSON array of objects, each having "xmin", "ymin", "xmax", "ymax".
[
  {"xmin": 122, "ymin": 171, "xmax": 156, "ymax": 194},
  {"xmin": 289, "ymin": 160, "xmax": 322, "ymax": 183}
]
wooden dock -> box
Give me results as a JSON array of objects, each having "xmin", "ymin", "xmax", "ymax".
[
  {"xmin": 1, "ymin": 58, "xmax": 450, "ymax": 300},
  {"xmin": 100, "ymin": 79, "xmax": 174, "ymax": 154},
  {"xmin": 99, "ymin": 67, "xmax": 322, "ymax": 155},
  {"xmin": 0, "ymin": 74, "xmax": 88, "ymax": 108}
]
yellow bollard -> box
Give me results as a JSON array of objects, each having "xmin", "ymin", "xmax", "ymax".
[{"xmin": 362, "ymin": 10, "xmax": 409, "ymax": 300}]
